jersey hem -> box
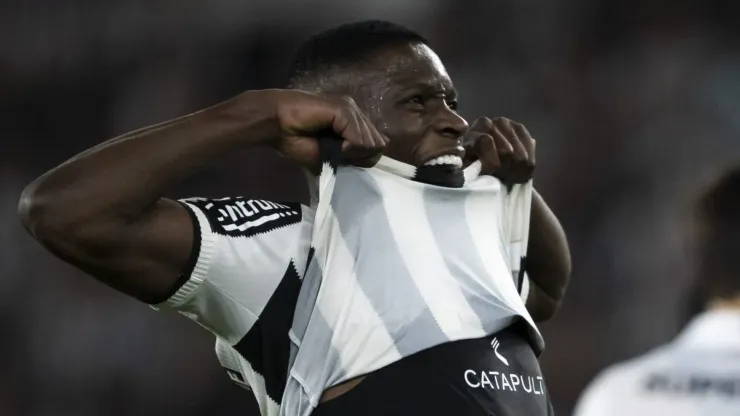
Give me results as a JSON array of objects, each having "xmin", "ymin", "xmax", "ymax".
[{"xmin": 158, "ymin": 201, "xmax": 218, "ymax": 308}]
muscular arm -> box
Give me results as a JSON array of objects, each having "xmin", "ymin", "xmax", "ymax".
[
  {"xmin": 524, "ymin": 190, "xmax": 571, "ymax": 322},
  {"xmin": 17, "ymin": 91, "xmax": 283, "ymax": 303},
  {"xmin": 18, "ymin": 89, "xmax": 382, "ymax": 304}
]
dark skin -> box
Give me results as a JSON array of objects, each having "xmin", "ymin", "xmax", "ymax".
[
  {"xmin": 18, "ymin": 42, "xmax": 570, "ymax": 401},
  {"xmin": 356, "ymin": 43, "xmax": 571, "ymax": 323},
  {"xmin": 463, "ymin": 116, "xmax": 571, "ymax": 322},
  {"xmin": 318, "ymin": 44, "xmax": 570, "ymax": 402}
]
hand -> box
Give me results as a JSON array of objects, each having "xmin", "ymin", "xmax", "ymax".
[
  {"xmin": 269, "ymin": 90, "xmax": 388, "ymax": 171},
  {"xmin": 462, "ymin": 117, "xmax": 535, "ymax": 185}
]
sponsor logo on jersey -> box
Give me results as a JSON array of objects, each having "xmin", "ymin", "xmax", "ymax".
[
  {"xmin": 185, "ymin": 197, "xmax": 302, "ymax": 238},
  {"xmin": 465, "ymin": 338, "xmax": 545, "ymax": 395},
  {"xmin": 464, "ymin": 370, "xmax": 546, "ymax": 395},
  {"xmin": 491, "ymin": 337, "xmax": 509, "ymax": 366}
]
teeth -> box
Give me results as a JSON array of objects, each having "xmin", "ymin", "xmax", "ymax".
[{"xmin": 424, "ymin": 155, "xmax": 463, "ymax": 167}]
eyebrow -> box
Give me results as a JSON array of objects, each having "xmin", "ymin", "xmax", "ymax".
[{"xmin": 398, "ymin": 82, "xmax": 458, "ymax": 98}]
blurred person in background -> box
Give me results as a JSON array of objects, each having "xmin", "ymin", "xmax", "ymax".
[
  {"xmin": 17, "ymin": 20, "xmax": 570, "ymax": 416},
  {"xmin": 573, "ymin": 165, "xmax": 740, "ymax": 416}
]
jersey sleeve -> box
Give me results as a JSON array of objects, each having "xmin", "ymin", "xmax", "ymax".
[
  {"xmin": 153, "ymin": 197, "xmax": 312, "ymax": 345},
  {"xmin": 502, "ymin": 181, "xmax": 534, "ymax": 302}
]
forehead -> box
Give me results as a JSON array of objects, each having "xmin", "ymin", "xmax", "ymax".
[{"xmin": 369, "ymin": 43, "xmax": 455, "ymax": 92}]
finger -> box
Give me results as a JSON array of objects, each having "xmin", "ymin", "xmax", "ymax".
[
  {"xmin": 468, "ymin": 117, "xmax": 491, "ymax": 134},
  {"xmin": 353, "ymin": 112, "xmax": 374, "ymax": 148},
  {"xmin": 352, "ymin": 152, "xmax": 383, "ymax": 168},
  {"xmin": 493, "ymin": 118, "xmax": 527, "ymax": 161},
  {"xmin": 340, "ymin": 113, "xmax": 369, "ymax": 154},
  {"xmin": 333, "ymin": 98, "xmax": 372, "ymax": 148},
  {"xmin": 462, "ymin": 130, "xmax": 486, "ymax": 158},
  {"xmin": 512, "ymin": 122, "xmax": 536, "ymax": 164},
  {"xmin": 490, "ymin": 126, "xmax": 514, "ymax": 158},
  {"xmin": 475, "ymin": 134, "xmax": 500, "ymax": 175},
  {"xmin": 357, "ymin": 116, "xmax": 377, "ymax": 149},
  {"xmin": 358, "ymin": 112, "xmax": 387, "ymax": 149},
  {"xmin": 341, "ymin": 114, "xmax": 384, "ymax": 163},
  {"xmin": 470, "ymin": 117, "xmax": 497, "ymax": 137},
  {"xmin": 332, "ymin": 106, "xmax": 361, "ymax": 146},
  {"xmin": 354, "ymin": 118, "xmax": 384, "ymax": 167},
  {"xmin": 529, "ymin": 138, "xmax": 536, "ymax": 166}
]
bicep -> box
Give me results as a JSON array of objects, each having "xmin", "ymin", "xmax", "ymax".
[
  {"xmin": 523, "ymin": 278, "xmax": 560, "ymax": 322},
  {"xmin": 63, "ymin": 198, "xmax": 195, "ymax": 304}
]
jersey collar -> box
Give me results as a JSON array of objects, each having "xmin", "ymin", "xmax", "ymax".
[{"xmin": 373, "ymin": 156, "xmax": 483, "ymax": 186}]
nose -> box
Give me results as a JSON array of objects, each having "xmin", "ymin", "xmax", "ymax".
[{"xmin": 432, "ymin": 106, "xmax": 468, "ymax": 140}]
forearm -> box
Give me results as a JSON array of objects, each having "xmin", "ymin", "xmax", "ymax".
[
  {"xmin": 525, "ymin": 190, "xmax": 571, "ymax": 320},
  {"xmin": 20, "ymin": 90, "xmax": 278, "ymax": 228}
]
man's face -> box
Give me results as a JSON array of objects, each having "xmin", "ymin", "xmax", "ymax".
[{"xmin": 356, "ymin": 43, "xmax": 469, "ymax": 177}]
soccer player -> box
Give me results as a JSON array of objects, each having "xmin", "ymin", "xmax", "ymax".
[
  {"xmin": 573, "ymin": 166, "xmax": 740, "ymax": 416},
  {"xmin": 18, "ymin": 21, "xmax": 570, "ymax": 416}
]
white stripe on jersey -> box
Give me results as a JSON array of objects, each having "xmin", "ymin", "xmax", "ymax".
[
  {"xmin": 373, "ymin": 168, "xmax": 486, "ymax": 339},
  {"xmin": 317, "ymin": 212, "xmax": 402, "ymax": 387}
]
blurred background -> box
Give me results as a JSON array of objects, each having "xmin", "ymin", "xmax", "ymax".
[{"xmin": 2, "ymin": 0, "xmax": 739, "ymax": 415}]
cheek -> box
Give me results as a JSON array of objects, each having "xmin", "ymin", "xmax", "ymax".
[
  {"xmin": 381, "ymin": 114, "xmax": 424, "ymax": 143},
  {"xmin": 377, "ymin": 119, "xmax": 423, "ymax": 164}
]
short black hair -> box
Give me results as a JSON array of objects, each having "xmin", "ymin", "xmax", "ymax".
[
  {"xmin": 286, "ymin": 20, "xmax": 429, "ymax": 90},
  {"xmin": 692, "ymin": 165, "xmax": 740, "ymax": 302}
]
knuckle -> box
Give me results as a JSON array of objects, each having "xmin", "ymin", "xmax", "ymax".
[
  {"xmin": 493, "ymin": 117, "xmax": 513, "ymax": 129},
  {"xmin": 338, "ymin": 95, "xmax": 357, "ymax": 107},
  {"xmin": 471, "ymin": 117, "xmax": 494, "ymax": 131}
]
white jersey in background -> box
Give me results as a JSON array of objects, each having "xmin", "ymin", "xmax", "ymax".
[{"xmin": 573, "ymin": 310, "xmax": 740, "ymax": 416}]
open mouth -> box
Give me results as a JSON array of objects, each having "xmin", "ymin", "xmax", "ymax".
[{"xmin": 423, "ymin": 154, "xmax": 463, "ymax": 168}]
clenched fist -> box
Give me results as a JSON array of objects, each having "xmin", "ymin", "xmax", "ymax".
[
  {"xmin": 462, "ymin": 117, "xmax": 536, "ymax": 185},
  {"xmin": 268, "ymin": 90, "xmax": 388, "ymax": 170}
]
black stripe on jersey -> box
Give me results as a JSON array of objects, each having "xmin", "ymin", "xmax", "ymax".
[
  {"xmin": 155, "ymin": 201, "xmax": 203, "ymax": 303},
  {"xmin": 517, "ymin": 256, "xmax": 527, "ymax": 294},
  {"xmin": 303, "ymin": 246, "xmax": 315, "ymax": 278},
  {"xmin": 318, "ymin": 136, "xmax": 342, "ymax": 174},
  {"xmin": 184, "ymin": 197, "xmax": 302, "ymax": 239},
  {"xmin": 233, "ymin": 260, "xmax": 303, "ymax": 404},
  {"xmin": 413, "ymin": 165, "xmax": 465, "ymax": 188}
]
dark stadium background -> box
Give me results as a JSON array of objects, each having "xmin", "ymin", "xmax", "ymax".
[{"xmin": 2, "ymin": 1, "xmax": 739, "ymax": 414}]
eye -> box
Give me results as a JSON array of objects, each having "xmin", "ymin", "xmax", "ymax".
[
  {"xmin": 447, "ymin": 99, "xmax": 459, "ymax": 111},
  {"xmin": 404, "ymin": 94, "xmax": 425, "ymax": 107}
]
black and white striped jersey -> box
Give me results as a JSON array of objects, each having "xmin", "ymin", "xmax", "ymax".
[
  {"xmin": 155, "ymin": 197, "xmax": 315, "ymax": 416},
  {"xmin": 154, "ymin": 155, "xmax": 540, "ymax": 416}
]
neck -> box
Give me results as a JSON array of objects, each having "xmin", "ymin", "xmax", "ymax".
[
  {"xmin": 374, "ymin": 156, "xmax": 476, "ymax": 188},
  {"xmin": 707, "ymin": 294, "xmax": 740, "ymax": 311},
  {"xmin": 305, "ymin": 155, "xmax": 483, "ymax": 196}
]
